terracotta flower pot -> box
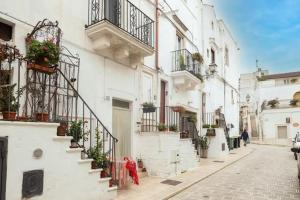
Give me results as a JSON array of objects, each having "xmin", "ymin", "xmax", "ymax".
[
  {"xmin": 91, "ymin": 161, "xmax": 98, "ymax": 169},
  {"xmin": 27, "ymin": 63, "xmax": 56, "ymax": 74},
  {"xmin": 57, "ymin": 122, "xmax": 67, "ymax": 136},
  {"xmin": 2, "ymin": 111, "xmax": 16, "ymax": 121},
  {"xmin": 101, "ymin": 170, "xmax": 108, "ymax": 178},
  {"xmin": 17, "ymin": 116, "xmax": 30, "ymax": 122},
  {"xmin": 200, "ymin": 148, "xmax": 208, "ymax": 158},
  {"xmin": 36, "ymin": 113, "xmax": 49, "ymax": 122},
  {"xmin": 137, "ymin": 160, "xmax": 144, "ymax": 169}
]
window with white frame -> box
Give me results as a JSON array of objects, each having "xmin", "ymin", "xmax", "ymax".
[{"xmin": 142, "ymin": 73, "xmax": 153, "ymax": 103}]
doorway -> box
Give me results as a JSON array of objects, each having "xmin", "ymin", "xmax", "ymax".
[
  {"xmin": 160, "ymin": 81, "xmax": 166, "ymax": 123},
  {"xmin": 112, "ymin": 99, "xmax": 131, "ymax": 160},
  {"xmin": 0, "ymin": 137, "xmax": 7, "ymax": 200},
  {"xmin": 277, "ymin": 126, "xmax": 287, "ymax": 139},
  {"xmin": 105, "ymin": 0, "xmax": 119, "ymax": 25}
]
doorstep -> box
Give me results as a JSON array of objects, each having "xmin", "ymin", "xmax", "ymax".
[{"xmin": 116, "ymin": 145, "xmax": 254, "ymax": 200}]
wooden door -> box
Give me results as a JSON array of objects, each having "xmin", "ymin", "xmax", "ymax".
[
  {"xmin": 0, "ymin": 137, "xmax": 7, "ymax": 200},
  {"xmin": 160, "ymin": 81, "xmax": 166, "ymax": 123},
  {"xmin": 277, "ymin": 126, "xmax": 287, "ymax": 139},
  {"xmin": 112, "ymin": 100, "xmax": 131, "ymax": 160}
]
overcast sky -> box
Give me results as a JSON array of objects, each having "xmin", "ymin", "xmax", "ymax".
[{"xmin": 204, "ymin": 0, "xmax": 300, "ymax": 74}]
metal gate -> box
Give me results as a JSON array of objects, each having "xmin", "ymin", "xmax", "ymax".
[{"xmin": 0, "ymin": 137, "xmax": 7, "ymax": 200}]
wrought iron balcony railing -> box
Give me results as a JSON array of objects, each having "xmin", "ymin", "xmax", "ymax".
[
  {"xmin": 261, "ymin": 99, "xmax": 300, "ymax": 111},
  {"xmin": 87, "ymin": 0, "xmax": 154, "ymax": 47},
  {"xmin": 172, "ymin": 49, "xmax": 202, "ymax": 78}
]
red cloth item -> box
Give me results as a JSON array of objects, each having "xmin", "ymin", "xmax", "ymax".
[{"xmin": 124, "ymin": 157, "xmax": 139, "ymax": 185}]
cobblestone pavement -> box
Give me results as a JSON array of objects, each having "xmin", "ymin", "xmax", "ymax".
[{"xmin": 170, "ymin": 145, "xmax": 300, "ymax": 200}]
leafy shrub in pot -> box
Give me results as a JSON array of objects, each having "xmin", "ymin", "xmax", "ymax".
[
  {"xmin": 67, "ymin": 120, "xmax": 83, "ymax": 148},
  {"xmin": 142, "ymin": 102, "xmax": 156, "ymax": 113},
  {"xmin": 0, "ymin": 84, "xmax": 20, "ymax": 120},
  {"xmin": 169, "ymin": 124, "xmax": 178, "ymax": 132},
  {"xmin": 158, "ymin": 123, "xmax": 167, "ymax": 131}
]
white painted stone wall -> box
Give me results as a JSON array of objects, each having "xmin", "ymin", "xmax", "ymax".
[
  {"xmin": 136, "ymin": 132, "xmax": 199, "ymax": 178},
  {"xmin": 0, "ymin": 121, "xmax": 115, "ymax": 200},
  {"xmin": 202, "ymin": 128, "xmax": 229, "ymax": 158},
  {"xmin": 260, "ymin": 108, "xmax": 300, "ymax": 145}
]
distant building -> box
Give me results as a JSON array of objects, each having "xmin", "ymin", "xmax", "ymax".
[{"xmin": 240, "ymin": 69, "xmax": 300, "ymax": 145}]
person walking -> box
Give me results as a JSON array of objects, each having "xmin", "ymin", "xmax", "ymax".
[{"xmin": 241, "ymin": 129, "xmax": 249, "ymax": 147}]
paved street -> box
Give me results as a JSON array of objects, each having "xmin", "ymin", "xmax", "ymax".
[{"xmin": 170, "ymin": 145, "xmax": 300, "ymax": 200}]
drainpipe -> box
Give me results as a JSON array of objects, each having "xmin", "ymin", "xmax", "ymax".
[{"xmin": 155, "ymin": 0, "xmax": 159, "ymax": 70}]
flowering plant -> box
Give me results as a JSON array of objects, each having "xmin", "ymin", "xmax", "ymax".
[{"xmin": 27, "ymin": 39, "xmax": 59, "ymax": 66}]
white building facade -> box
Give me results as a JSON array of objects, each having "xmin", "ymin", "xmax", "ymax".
[
  {"xmin": 240, "ymin": 69, "xmax": 300, "ymax": 145},
  {"xmin": 0, "ymin": 0, "xmax": 240, "ymax": 199}
]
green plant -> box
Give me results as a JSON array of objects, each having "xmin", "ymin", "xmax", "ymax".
[
  {"xmin": 158, "ymin": 123, "xmax": 167, "ymax": 131},
  {"xmin": 291, "ymin": 78, "xmax": 298, "ymax": 83},
  {"xmin": 179, "ymin": 54, "xmax": 185, "ymax": 70},
  {"xmin": 87, "ymin": 128, "xmax": 108, "ymax": 168},
  {"xmin": 0, "ymin": 84, "xmax": 20, "ymax": 112},
  {"xmin": 211, "ymin": 124, "xmax": 219, "ymax": 128},
  {"xmin": 202, "ymin": 124, "xmax": 210, "ymax": 128},
  {"xmin": 192, "ymin": 52, "xmax": 204, "ymax": 64},
  {"xmin": 27, "ymin": 39, "xmax": 60, "ymax": 66},
  {"xmin": 188, "ymin": 115, "xmax": 197, "ymax": 123},
  {"xmin": 142, "ymin": 102, "xmax": 155, "ymax": 108},
  {"xmin": 199, "ymin": 135, "xmax": 209, "ymax": 149},
  {"xmin": 267, "ymin": 99, "xmax": 279, "ymax": 108},
  {"xmin": 67, "ymin": 120, "xmax": 83, "ymax": 143},
  {"xmin": 169, "ymin": 124, "xmax": 178, "ymax": 132},
  {"xmin": 290, "ymin": 99, "xmax": 299, "ymax": 106}
]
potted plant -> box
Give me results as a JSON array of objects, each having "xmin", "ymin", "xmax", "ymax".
[
  {"xmin": 57, "ymin": 119, "xmax": 68, "ymax": 136},
  {"xmin": 99, "ymin": 154, "xmax": 109, "ymax": 178},
  {"xmin": 267, "ymin": 99, "xmax": 279, "ymax": 108},
  {"xmin": 199, "ymin": 135, "xmax": 209, "ymax": 158},
  {"xmin": 169, "ymin": 124, "xmax": 178, "ymax": 132},
  {"xmin": 0, "ymin": 84, "xmax": 20, "ymax": 120},
  {"xmin": 87, "ymin": 128, "xmax": 103, "ymax": 169},
  {"xmin": 158, "ymin": 123, "xmax": 167, "ymax": 131},
  {"xmin": 202, "ymin": 124, "xmax": 210, "ymax": 128},
  {"xmin": 35, "ymin": 101, "xmax": 49, "ymax": 122},
  {"xmin": 26, "ymin": 39, "xmax": 60, "ymax": 74},
  {"xmin": 187, "ymin": 115, "xmax": 197, "ymax": 123},
  {"xmin": 67, "ymin": 120, "xmax": 83, "ymax": 148},
  {"xmin": 137, "ymin": 158, "xmax": 144, "ymax": 169},
  {"xmin": 192, "ymin": 52, "xmax": 204, "ymax": 64},
  {"xmin": 206, "ymin": 128, "xmax": 216, "ymax": 137},
  {"xmin": 142, "ymin": 102, "xmax": 156, "ymax": 113},
  {"xmin": 290, "ymin": 99, "xmax": 299, "ymax": 106},
  {"xmin": 179, "ymin": 54, "xmax": 185, "ymax": 70},
  {"xmin": 211, "ymin": 124, "xmax": 219, "ymax": 128}
]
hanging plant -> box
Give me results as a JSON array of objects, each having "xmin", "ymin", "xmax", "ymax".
[
  {"xmin": 27, "ymin": 39, "xmax": 60, "ymax": 67},
  {"xmin": 192, "ymin": 52, "xmax": 204, "ymax": 64}
]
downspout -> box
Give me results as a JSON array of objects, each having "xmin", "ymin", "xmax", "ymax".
[{"xmin": 155, "ymin": 0, "xmax": 159, "ymax": 70}]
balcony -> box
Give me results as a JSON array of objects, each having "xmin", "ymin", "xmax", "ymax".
[
  {"xmin": 86, "ymin": 0, "xmax": 155, "ymax": 67},
  {"xmin": 170, "ymin": 49, "xmax": 202, "ymax": 90},
  {"xmin": 261, "ymin": 99, "xmax": 300, "ymax": 111}
]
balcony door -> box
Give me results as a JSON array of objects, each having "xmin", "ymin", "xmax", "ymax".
[
  {"xmin": 105, "ymin": 0, "xmax": 119, "ymax": 25},
  {"xmin": 160, "ymin": 81, "xmax": 166, "ymax": 124}
]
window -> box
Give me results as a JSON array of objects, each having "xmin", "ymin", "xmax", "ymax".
[
  {"xmin": 211, "ymin": 21, "xmax": 214, "ymax": 30},
  {"xmin": 176, "ymin": 33, "xmax": 184, "ymax": 50},
  {"xmin": 211, "ymin": 49, "xmax": 215, "ymax": 64},
  {"xmin": 142, "ymin": 73, "xmax": 153, "ymax": 103},
  {"xmin": 284, "ymin": 79, "xmax": 289, "ymax": 85},
  {"xmin": 225, "ymin": 47, "xmax": 229, "ymax": 66},
  {"xmin": 0, "ymin": 22, "xmax": 13, "ymax": 41}
]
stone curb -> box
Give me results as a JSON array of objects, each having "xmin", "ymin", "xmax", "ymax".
[{"xmin": 162, "ymin": 148, "xmax": 255, "ymax": 200}]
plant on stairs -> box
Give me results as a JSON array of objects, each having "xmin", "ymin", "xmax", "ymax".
[{"xmin": 67, "ymin": 120, "xmax": 84, "ymax": 148}]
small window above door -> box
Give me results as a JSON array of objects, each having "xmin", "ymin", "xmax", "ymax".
[{"xmin": 0, "ymin": 22, "xmax": 13, "ymax": 41}]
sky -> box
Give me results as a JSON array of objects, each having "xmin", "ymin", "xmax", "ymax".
[{"xmin": 205, "ymin": 0, "xmax": 300, "ymax": 74}]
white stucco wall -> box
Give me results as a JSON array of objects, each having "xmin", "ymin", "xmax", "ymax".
[
  {"xmin": 202, "ymin": 128, "xmax": 229, "ymax": 158},
  {"xmin": 260, "ymin": 108, "xmax": 300, "ymax": 144},
  {"xmin": 136, "ymin": 132, "xmax": 199, "ymax": 178},
  {"xmin": 0, "ymin": 121, "xmax": 115, "ymax": 200}
]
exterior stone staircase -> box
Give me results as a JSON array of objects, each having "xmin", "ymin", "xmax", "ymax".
[{"xmin": 0, "ymin": 121, "xmax": 117, "ymax": 200}]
